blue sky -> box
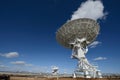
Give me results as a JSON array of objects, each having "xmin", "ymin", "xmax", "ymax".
[{"xmin": 0, "ymin": 0, "xmax": 120, "ymax": 74}]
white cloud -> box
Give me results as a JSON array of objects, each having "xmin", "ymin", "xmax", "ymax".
[
  {"xmin": 31, "ymin": 66, "xmax": 49, "ymax": 73},
  {"xmin": 11, "ymin": 61, "xmax": 25, "ymax": 65},
  {"xmin": 11, "ymin": 61, "xmax": 33, "ymax": 66},
  {"xmin": 0, "ymin": 65, "xmax": 8, "ymax": 68},
  {"xmin": 70, "ymin": 0, "xmax": 107, "ymax": 21},
  {"xmin": 25, "ymin": 64, "xmax": 33, "ymax": 67},
  {"xmin": 89, "ymin": 41, "xmax": 101, "ymax": 48},
  {"xmin": 94, "ymin": 57, "xmax": 107, "ymax": 61},
  {"xmin": 0, "ymin": 52, "xmax": 19, "ymax": 58}
]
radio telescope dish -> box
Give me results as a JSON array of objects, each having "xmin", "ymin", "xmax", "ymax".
[
  {"xmin": 56, "ymin": 18, "xmax": 102, "ymax": 78},
  {"xmin": 52, "ymin": 66, "xmax": 59, "ymax": 75},
  {"xmin": 56, "ymin": 18, "xmax": 100, "ymax": 49}
]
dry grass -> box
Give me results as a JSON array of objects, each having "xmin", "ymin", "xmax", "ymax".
[
  {"xmin": 10, "ymin": 77, "xmax": 120, "ymax": 80},
  {"xmin": 10, "ymin": 76, "xmax": 46, "ymax": 80}
]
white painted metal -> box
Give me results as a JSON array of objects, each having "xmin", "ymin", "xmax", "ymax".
[
  {"xmin": 56, "ymin": 18, "xmax": 102, "ymax": 78},
  {"xmin": 52, "ymin": 66, "xmax": 59, "ymax": 75},
  {"xmin": 70, "ymin": 38, "xmax": 102, "ymax": 78}
]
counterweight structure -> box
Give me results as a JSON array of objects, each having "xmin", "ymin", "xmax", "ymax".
[{"xmin": 56, "ymin": 18, "xmax": 102, "ymax": 78}]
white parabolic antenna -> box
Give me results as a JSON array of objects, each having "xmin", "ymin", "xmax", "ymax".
[
  {"xmin": 52, "ymin": 66, "xmax": 59, "ymax": 75},
  {"xmin": 56, "ymin": 18, "xmax": 102, "ymax": 78}
]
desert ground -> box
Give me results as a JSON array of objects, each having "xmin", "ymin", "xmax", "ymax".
[
  {"xmin": 1, "ymin": 73, "xmax": 120, "ymax": 80},
  {"xmin": 10, "ymin": 77, "xmax": 120, "ymax": 80}
]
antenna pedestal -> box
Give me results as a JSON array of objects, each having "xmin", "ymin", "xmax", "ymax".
[{"xmin": 71, "ymin": 38, "xmax": 102, "ymax": 78}]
